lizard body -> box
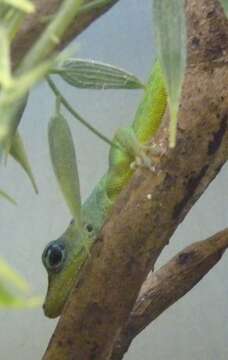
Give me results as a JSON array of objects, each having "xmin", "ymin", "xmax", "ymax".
[{"xmin": 42, "ymin": 60, "xmax": 167, "ymax": 318}]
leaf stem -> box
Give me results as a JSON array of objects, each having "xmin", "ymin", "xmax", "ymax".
[
  {"xmin": 169, "ymin": 104, "xmax": 178, "ymax": 148},
  {"xmin": 0, "ymin": 0, "xmax": 83, "ymax": 152},
  {"xmin": 47, "ymin": 76, "xmax": 116, "ymax": 148},
  {"xmin": 55, "ymin": 96, "xmax": 61, "ymax": 115},
  {"xmin": 18, "ymin": 0, "xmax": 82, "ymax": 71}
]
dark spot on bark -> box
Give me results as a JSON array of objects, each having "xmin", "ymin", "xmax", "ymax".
[
  {"xmin": 82, "ymin": 303, "xmax": 107, "ymax": 331},
  {"xmin": 90, "ymin": 343, "xmax": 99, "ymax": 360},
  {"xmin": 75, "ymin": 276, "xmax": 83, "ymax": 290},
  {"xmin": 165, "ymin": 174, "xmax": 176, "ymax": 188},
  {"xmin": 57, "ymin": 340, "xmax": 63, "ymax": 347},
  {"xmin": 178, "ymin": 251, "xmax": 195, "ymax": 265},
  {"xmin": 126, "ymin": 255, "xmax": 139, "ymax": 275},
  {"xmin": 187, "ymin": 165, "xmax": 209, "ymax": 193},
  {"xmin": 207, "ymin": 9, "xmax": 215, "ymax": 18},
  {"xmin": 192, "ymin": 36, "xmax": 200, "ymax": 48},
  {"xmin": 173, "ymin": 165, "xmax": 209, "ymax": 219},
  {"xmin": 206, "ymin": 45, "xmax": 224, "ymax": 60},
  {"xmin": 67, "ymin": 338, "xmax": 73, "ymax": 347},
  {"xmin": 210, "ymin": 68, "xmax": 215, "ymax": 76},
  {"xmin": 208, "ymin": 114, "xmax": 227, "ymax": 155}
]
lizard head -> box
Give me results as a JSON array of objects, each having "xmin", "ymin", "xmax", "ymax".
[{"xmin": 42, "ymin": 220, "xmax": 93, "ymax": 318}]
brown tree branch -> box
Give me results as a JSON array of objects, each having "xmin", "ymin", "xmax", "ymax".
[
  {"xmin": 12, "ymin": 0, "xmax": 120, "ymax": 67},
  {"xmin": 42, "ymin": 1, "xmax": 228, "ymax": 359},
  {"xmin": 111, "ymin": 228, "xmax": 228, "ymax": 360}
]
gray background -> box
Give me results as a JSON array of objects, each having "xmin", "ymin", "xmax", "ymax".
[{"xmin": 0, "ymin": 0, "xmax": 228, "ymax": 359}]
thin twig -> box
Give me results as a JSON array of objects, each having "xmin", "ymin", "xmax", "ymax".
[
  {"xmin": 12, "ymin": 0, "xmax": 121, "ymax": 68},
  {"xmin": 18, "ymin": 0, "xmax": 82, "ymax": 70},
  {"xmin": 111, "ymin": 229, "xmax": 228, "ymax": 360},
  {"xmin": 47, "ymin": 75, "xmax": 116, "ymax": 148}
]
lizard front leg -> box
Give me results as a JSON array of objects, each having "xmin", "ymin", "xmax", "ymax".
[
  {"xmin": 105, "ymin": 126, "xmax": 163, "ymax": 202},
  {"xmin": 113, "ymin": 126, "xmax": 163, "ymax": 172}
]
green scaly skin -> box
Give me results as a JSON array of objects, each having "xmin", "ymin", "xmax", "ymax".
[{"xmin": 42, "ymin": 60, "xmax": 167, "ymax": 318}]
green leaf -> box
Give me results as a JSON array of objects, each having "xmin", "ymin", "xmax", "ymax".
[
  {"xmin": 0, "ymin": 58, "xmax": 54, "ymax": 153},
  {"xmin": 0, "ymin": 95, "xmax": 28, "ymax": 152},
  {"xmin": 0, "ymin": 26, "xmax": 12, "ymax": 88},
  {"xmin": 219, "ymin": 0, "xmax": 228, "ymax": 15},
  {"xmin": 0, "ymin": 283, "xmax": 42, "ymax": 309},
  {"xmin": 0, "ymin": 4, "xmax": 9, "ymax": 20},
  {"xmin": 0, "ymin": 257, "xmax": 29, "ymax": 292},
  {"xmin": 0, "ymin": 59, "xmax": 54, "ymax": 107},
  {"xmin": 0, "ymin": 0, "xmax": 35, "ymax": 13},
  {"xmin": 10, "ymin": 131, "xmax": 38, "ymax": 194},
  {"xmin": 48, "ymin": 113, "xmax": 82, "ymax": 221},
  {"xmin": 153, "ymin": 0, "xmax": 187, "ymax": 147},
  {"xmin": 0, "ymin": 283, "xmax": 18, "ymax": 306},
  {"xmin": 52, "ymin": 58, "xmax": 145, "ymax": 90},
  {"xmin": 0, "ymin": 258, "xmax": 42, "ymax": 309},
  {"xmin": 0, "ymin": 189, "xmax": 17, "ymax": 205}
]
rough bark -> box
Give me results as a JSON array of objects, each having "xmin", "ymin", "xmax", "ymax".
[
  {"xmin": 111, "ymin": 229, "xmax": 228, "ymax": 360},
  {"xmin": 42, "ymin": 0, "xmax": 228, "ymax": 359},
  {"xmin": 12, "ymin": 0, "xmax": 120, "ymax": 67}
]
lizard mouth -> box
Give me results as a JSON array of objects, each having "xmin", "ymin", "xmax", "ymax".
[
  {"xmin": 42, "ymin": 269, "xmax": 74, "ymax": 318},
  {"xmin": 43, "ymin": 293, "xmax": 65, "ymax": 318},
  {"xmin": 42, "ymin": 278, "xmax": 65, "ymax": 318}
]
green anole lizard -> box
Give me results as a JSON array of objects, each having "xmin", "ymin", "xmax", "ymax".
[{"xmin": 42, "ymin": 60, "xmax": 167, "ymax": 318}]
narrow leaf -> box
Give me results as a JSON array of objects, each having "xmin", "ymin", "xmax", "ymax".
[
  {"xmin": 0, "ymin": 0, "xmax": 35, "ymax": 13},
  {"xmin": 0, "ymin": 283, "xmax": 17, "ymax": 306},
  {"xmin": 0, "ymin": 258, "xmax": 41, "ymax": 309},
  {"xmin": 0, "ymin": 94, "xmax": 28, "ymax": 153},
  {"xmin": 10, "ymin": 131, "xmax": 38, "ymax": 194},
  {"xmin": 0, "ymin": 26, "xmax": 12, "ymax": 88},
  {"xmin": 0, "ymin": 189, "xmax": 16, "ymax": 205},
  {"xmin": 48, "ymin": 113, "xmax": 81, "ymax": 221},
  {"xmin": 0, "ymin": 283, "xmax": 42, "ymax": 309},
  {"xmin": 0, "ymin": 4, "xmax": 9, "ymax": 20},
  {"xmin": 52, "ymin": 58, "xmax": 144, "ymax": 90},
  {"xmin": 153, "ymin": 0, "xmax": 187, "ymax": 147},
  {"xmin": 0, "ymin": 59, "xmax": 53, "ymax": 107},
  {"xmin": 0, "ymin": 258, "xmax": 29, "ymax": 292}
]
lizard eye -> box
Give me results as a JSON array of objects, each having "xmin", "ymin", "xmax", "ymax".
[{"xmin": 42, "ymin": 241, "xmax": 66, "ymax": 272}]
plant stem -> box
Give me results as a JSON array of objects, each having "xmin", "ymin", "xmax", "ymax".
[
  {"xmin": 169, "ymin": 103, "xmax": 178, "ymax": 148},
  {"xmin": 79, "ymin": 0, "xmax": 115, "ymax": 14},
  {"xmin": 7, "ymin": 12, "xmax": 25, "ymax": 41},
  {"xmin": 47, "ymin": 76, "xmax": 116, "ymax": 148},
  {"xmin": 18, "ymin": 0, "xmax": 82, "ymax": 71}
]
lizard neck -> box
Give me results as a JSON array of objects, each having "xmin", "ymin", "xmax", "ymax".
[{"xmin": 82, "ymin": 174, "xmax": 114, "ymax": 236}]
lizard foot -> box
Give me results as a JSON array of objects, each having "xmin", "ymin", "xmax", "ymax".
[
  {"xmin": 130, "ymin": 141, "xmax": 165, "ymax": 172},
  {"xmin": 113, "ymin": 126, "xmax": 165, "ymax": 173}
]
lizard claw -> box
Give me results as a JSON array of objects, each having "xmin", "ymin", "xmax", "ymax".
[{"xmin": 130, "ymin": 142, "xmax": 164, "ymax": 172}]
